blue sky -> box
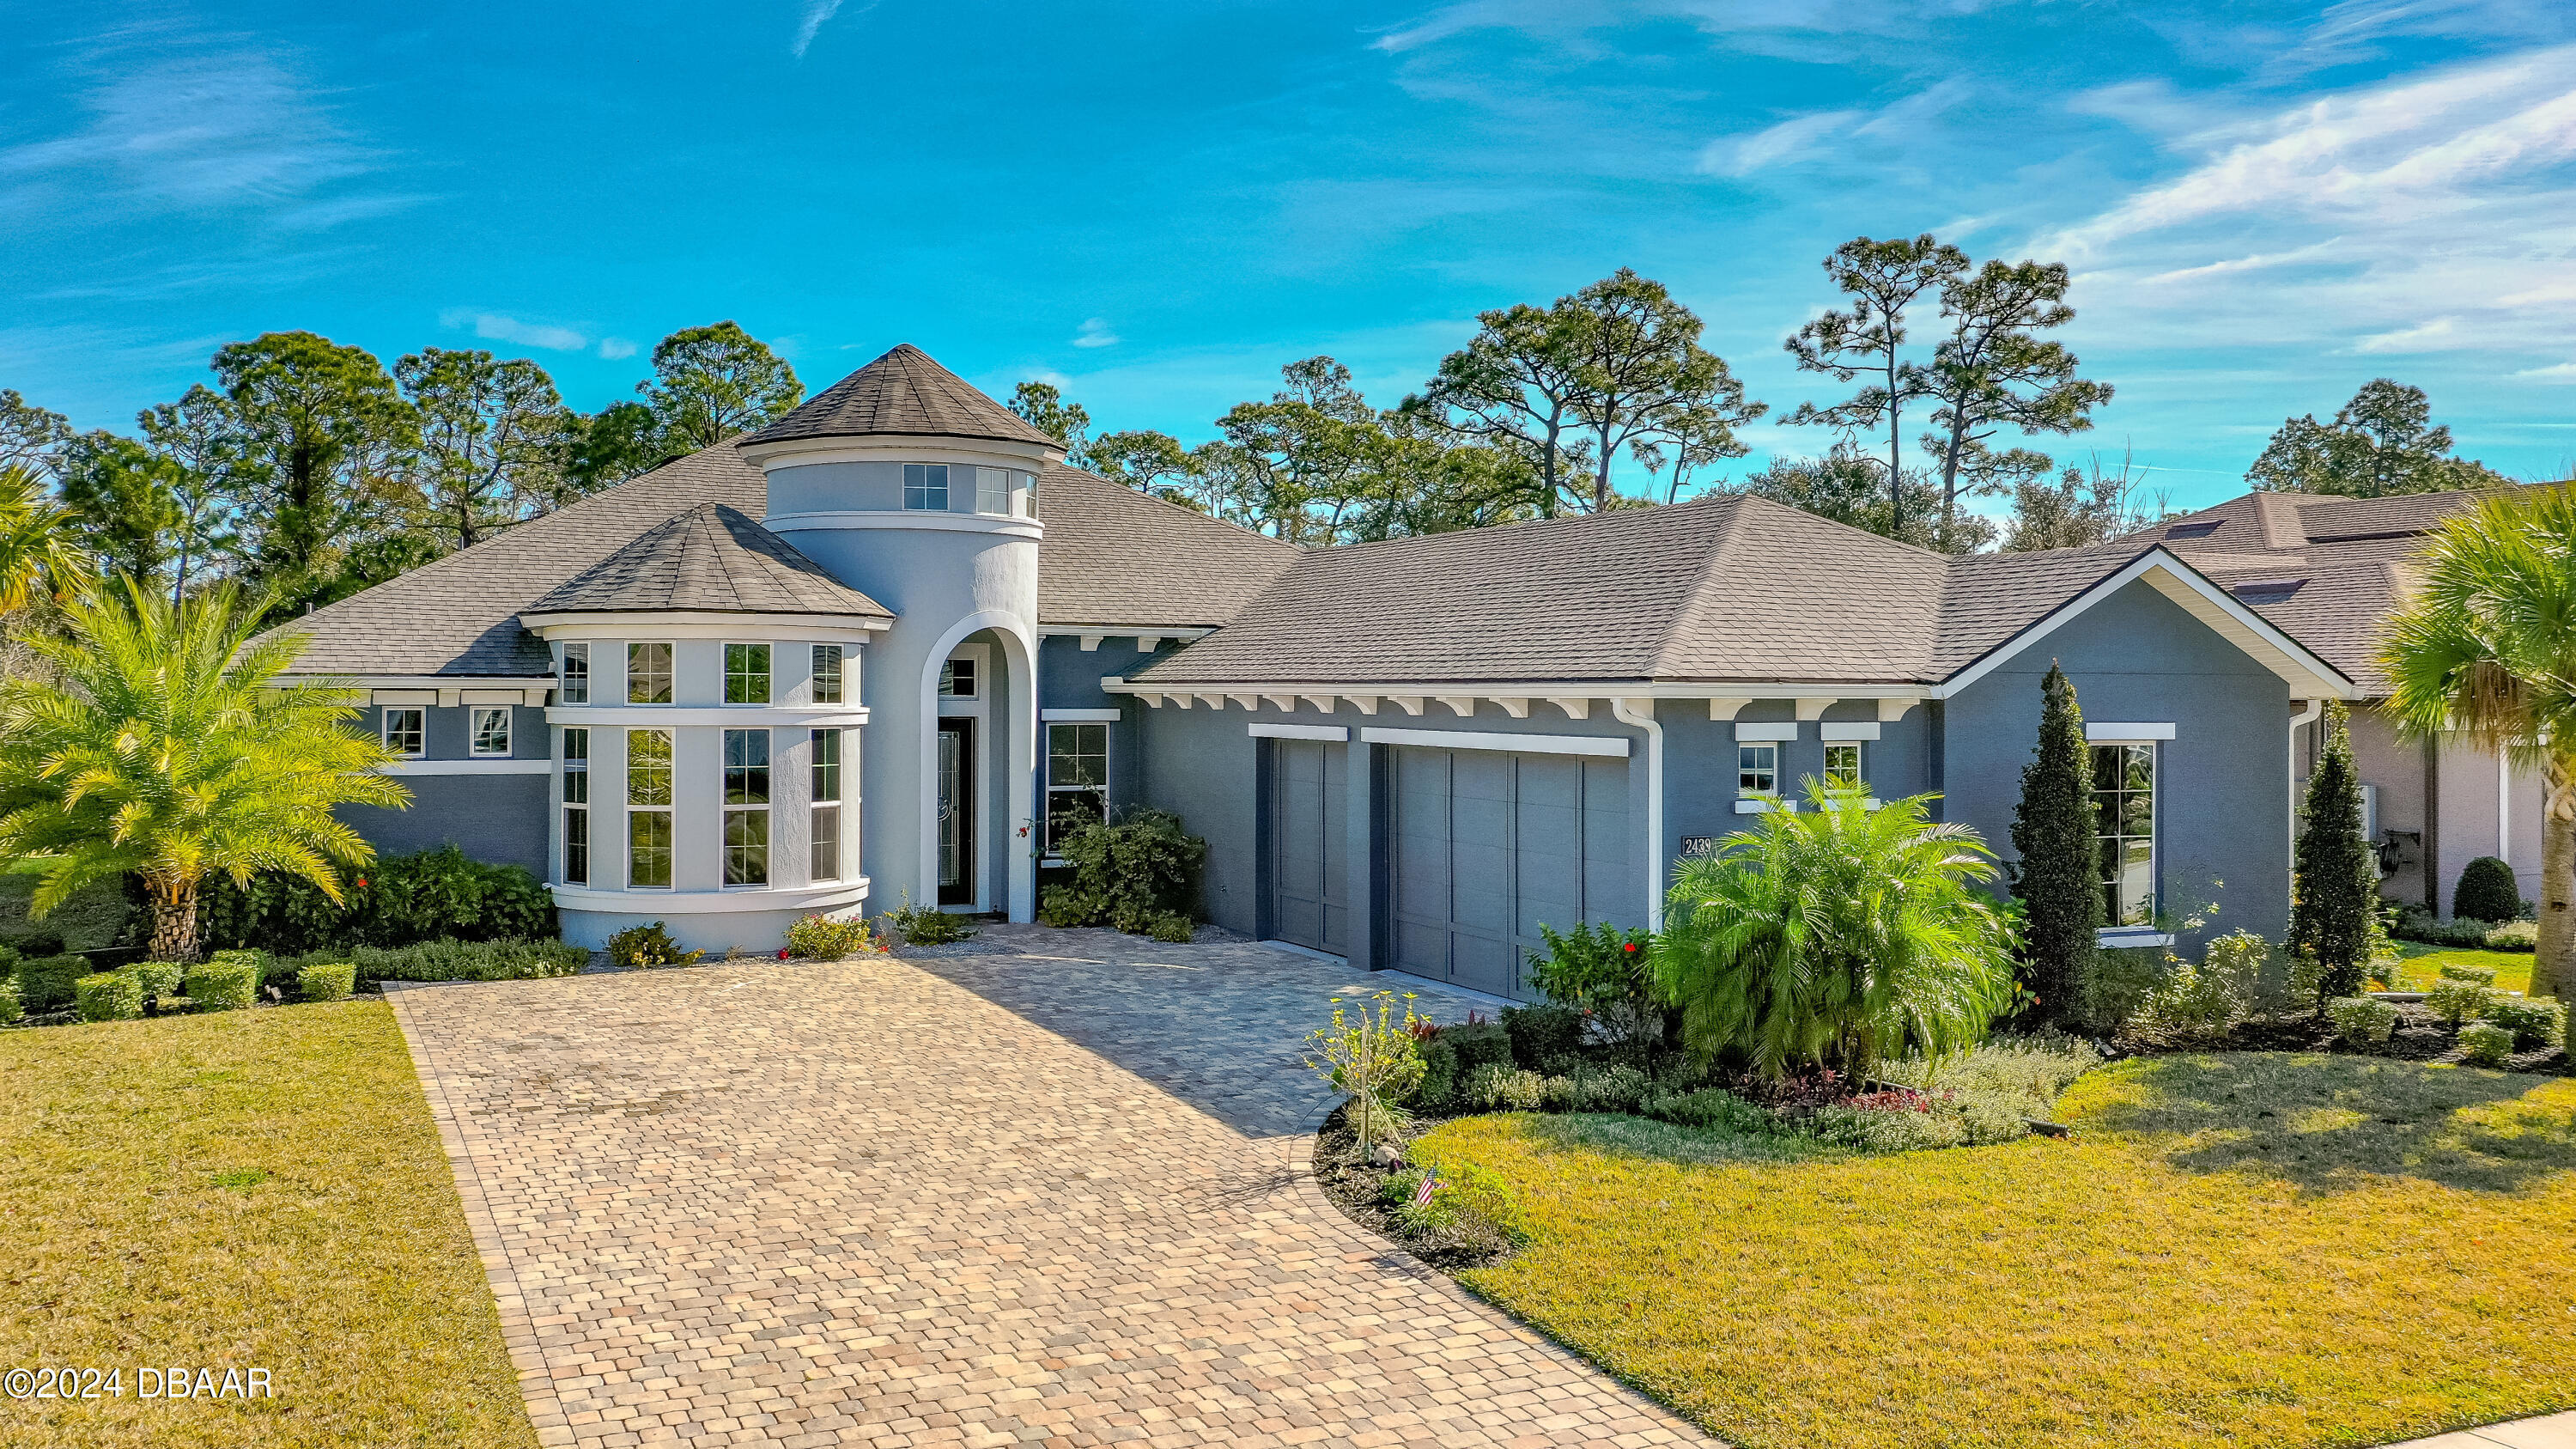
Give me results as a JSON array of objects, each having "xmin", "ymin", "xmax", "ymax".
[{"xmin": 5, "ymin": 1, "xmax": 2573, "ymax": 514}]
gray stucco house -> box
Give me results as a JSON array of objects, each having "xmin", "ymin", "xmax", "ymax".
[{"xmin": 284, "ymin": 344, "xmax": 2383, "ymax": 996}]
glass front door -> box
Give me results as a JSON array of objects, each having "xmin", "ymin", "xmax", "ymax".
[{"xmin": 938, "ymin": 717, "xmax": 975, "ymax": 905}]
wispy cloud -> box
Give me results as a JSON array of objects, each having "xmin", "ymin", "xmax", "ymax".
[
  {"xmin": 793, "ymin": 0, "xmax": 874, "ymax": 58},
  {"xmin": 439, "ymin": 308, "xmax": 591, "ymax": 353},
  {"xmin": 1071, "ymin": 317, "xmax": 1121, "ymax": 349},
  {"xmin": 2353, "ymin": 316, "xmax": 2460, "ymax": 352},
  {"xmin": 2512, "ymin": 361, "xmax": 2576, "ymax": 380},
  {"xmin": 1697, "ymin": 80, "xmax": 1972, "ymax": 177},
  {"xmin": 597, "ymin": 337, "xmax": 639, "ymax": 361},
  {"xmin": 0, "ymin": 46, "xmax": 378, "ymax": 217}
]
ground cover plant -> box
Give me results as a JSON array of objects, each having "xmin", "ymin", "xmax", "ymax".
[
  {"xmin": 0, "ymin": 1002, "xmax": 537, "ymax": 1447},
  {"xmin": 1412, "ymin": 1052, "xmax": 2576, "ymax": 1449}
]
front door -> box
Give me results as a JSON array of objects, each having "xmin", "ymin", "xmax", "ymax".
[{"xmin": 938, "ymin": 717, "xmax": 975, "ymax": 906}]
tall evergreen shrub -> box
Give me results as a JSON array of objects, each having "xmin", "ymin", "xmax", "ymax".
[
  {"xmin": 2291, "ymin": 702, "xmax": 2379, "ymax": 1001},
  {"xmin": 2009, "ymin": 664, "xmax": 2099, "ymax": 1022}
]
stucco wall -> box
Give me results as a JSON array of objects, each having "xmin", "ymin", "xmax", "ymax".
[
  {"xmin": 1660, "ymin": 698, "xmax": 1935, "ymax": 858},
  {"xmin": 1037, "ymin": 636, "xmax": 1157, "ymax": 819},
  {"xmin": 342, "ymin": 774, "xmax": 549, "ymax": 877},
  {"xmin": 1942, "ymin": 579, "xmax": 2297, "ymax": 947}
]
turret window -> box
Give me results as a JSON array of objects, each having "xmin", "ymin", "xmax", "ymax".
[
  {"xmin": 811, "ymin": 644, "xmax": 843, "ymax": 704},
  {"xmin": 724, "ymin": 642, "xmax": 770, "ymax": 704},
  {"xmin": 628, "ymin": 642, "xmax": 672, "ymax": 703},
  {"xmin": 903, "ymin": 463, "xmax": 951, "ymax": 510}
]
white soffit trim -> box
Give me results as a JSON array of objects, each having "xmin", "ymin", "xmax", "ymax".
[
  {"xmin": 1360, "ymin": 726, "xmax": 1628, "ymax": 758},
  {"xmin": 378, "ymin": 758, "xmax": 552, "ymax": 776},
  {"xmin": 372, "ymin": 689, "xmax": 437, "ymax": 706},
  {"xmin": 1734, "ymin": 722, "xmax": 1799, "ymax": 742},
  {"xmin": 1936, "ymin": 548, "xmax": 2357, "ymax": 700},
  {"xmin": 1042, "ymin": 708, "xmax": 1122, "ymax": 722},
  {"xmin": 1820, "ymin": 722, "xmax": 1882, "ymax": 741},
  {"xmin": 1249, "ymin": 722, "xmax": 1349, "ymax": 742},
  {"xmin": 2088, "ymin": 722, "xmax": 2177, "ymax": 741}
]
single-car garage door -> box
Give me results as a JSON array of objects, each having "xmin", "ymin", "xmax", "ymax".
[
  {"xmin": 1391, "ymin": 745, "xmax": 1631, "ymax": 999},
  {"xmin": 1265, "ymin": 737, "xmax": 1348, "ymax": 955}
]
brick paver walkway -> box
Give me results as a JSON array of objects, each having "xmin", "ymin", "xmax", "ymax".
[{"xmin": 388, "ymin": 926, "xmax": 1705, "ymax": 1448}]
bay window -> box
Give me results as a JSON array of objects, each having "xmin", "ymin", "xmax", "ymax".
[
  {"xmin": 723, "ymin": 728, "xmax": 770, "ymax": 886},
  {"xmin": 627, "ymin": 728, "xmax": 672, "ymax": 887}
]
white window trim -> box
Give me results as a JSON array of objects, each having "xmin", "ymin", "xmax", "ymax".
[
  {"xmin": 1046, "ymin": 720, "xmax": 1113, "ymax": 860},
  {"xmin": 1356, "ymin": 726, "xmax": 1628, "ymax": 758},
  {"xmin": 810, "ymin": 727, "xmax": 845, "ymax": 883},
  {"xmin": 1249, "ymin": 722, "xmax": 1347, "ymax": 741},
  {"xmin": 626, "ymin": 642, "xmax": 675, "ymax": 705},
  {"xmin": 903, "ymin": 461, "xmax": 953, "ymax": 511},
  {"xmin": 469, "ymin": 706, "xmax": 513, "ymax": 758},
  {"xmin": 561, "ymin": 728, "xmax": 591, "ymax": 887},
  {"xmin": 559, "ymin": 642, "xmax": 591, "ymax": 706},
  {"xmin": 1822, "ymin": 740, "xmax": 1865, "ymax": 792},
  {"xmin": 1045, "ymin": 708, "xmax": 1123, "ymax": 722},
  {"xmin": 382, "ymin": 707, "xmax": 426, "ymax": 758},
  {"xmin": 723, "ymin": 641, "xmax": 774, "ymax": 707},
  {"xmin": 1819, "ymin": 721, "xmax": 1881, "ymax": 741},
  {"xmin": 2088, "ymin": 722, "xmax": 2176, "ymax": 742},
  {"xmin": 1736, "ymin": 740, "xmax": 1779, "ymax": 801},
  {"xmin": 2093, "ymin": 739, "xmax": 2160, "ymax": 928},
  {"xmin": 722, "ymin": 728, "xmax": 773, "ymax": 889},
  {"xmin": 626, "ymin": 727, "xmax": 675, "ymax": 891},
  {"xmin": 1734, "ymin": 722, "xmax": 1800, "ymax": 742}
]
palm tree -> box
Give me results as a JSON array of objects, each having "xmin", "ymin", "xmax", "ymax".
[
  {"xmin": 0, "ymin": 579, "xmax": 409, "ymax": 960},
  {"xmin": 0, "ymin": 462, "xmax": 92, "ymax": 613},
  {"xmin": 2381, "ymin": 484, "xmax": 2576, "ymax": 1036},
  {"xmin": 1655, "ymin": 781, "xmax": 2018, "ymax": 1081}
]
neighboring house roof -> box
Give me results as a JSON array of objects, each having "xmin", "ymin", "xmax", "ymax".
[
  {"xmin": 280, "ymin": 445, "xmax": 1292, "ymax": 678},
  {"xmin": 2138, "ymin": 486, "xmax": 2529, "ymax": 694},
  {"xmin": 742, "ymin": 344, "xmax": 1060, "ymax": 450},
  {"xmin": 1035, "ymin": 467, "xmax": 1302, "ymax": 628},
  {"xmin": 523, "ymin": 502, "xmax": 889, "ymax": 620}
]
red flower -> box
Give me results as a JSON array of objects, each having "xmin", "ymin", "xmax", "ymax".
[
  {"xmin": 1623, "ymin": 942, "xmax": 1638, "ymax": 953},
  {"xmin": 355, "ymin": 877, "xmax": 368, "ymax": 889},
  {"xmin": 777, "ymin": 949, "xmax": 790, "ymax": 959}
]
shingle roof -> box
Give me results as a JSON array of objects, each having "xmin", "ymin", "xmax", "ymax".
[
  {"xmin": 1035, "ymin": 467, "xmax": 1302, "ymax": 627},
  {"xmin": 1126, "ymin": 496, "xmax": 2137, "ymax": 689},
  {"xmin": 278, "ymin": 445, "xmax": 1293, "ymax": 678},
  {"xmin": 525, "ymin": 502, "xmax": 889, "ymax": 619},
  {"xmin": 743, "ymin": 344, "xmax": 1060, "ymax": 449}
]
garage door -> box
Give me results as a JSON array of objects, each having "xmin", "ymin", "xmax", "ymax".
[
  {"xmin": 1391, "ymin": 746, "xmax": 1631, "ymax": 999},
  {"xmin": 1265, "ymin": 737, "xmax": 1348, "ymax": 954}
]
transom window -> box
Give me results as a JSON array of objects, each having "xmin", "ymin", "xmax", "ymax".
[
  {"xmin": 903, "ymin": 463, "xmax": 951, "ymax": 510},
  {"xmin": 562, "ymin": 728, "xmax": 590, "ymax": 886},
  {"xmin": 470, "ymin": 707, "xmax": 512, "ymax": 757},
  {"xmin": 627, "ymin": 642, "xmax": 672, "ymax": 704},
  {"xmin": 1046, "ymin": 723, "xmax": 1109, "ymax": 853},
  {"xmin": 723, "ymin": 729, "xmax": 771, "ymax": 886},
  {"xmin": 1736, "ymin": 743, "xmax": 1777, "ymax": 798},
  {"xmin": 627, "ymin": 728, "xmax": 673, "ymax": 888},
  {"xmin": 559, "ymin": 642, "xmax": 590, "ymax": 705},
  {"xmin": 811, "ymin": 728, "xmax": 843, "ymax": 881},
  {"xmin": 1822, "ymin": 743, "xmax": 1862, "ymax": 792},
  {"xmin": 939, "ymin": 656, "xmax": 976, "ymax": 698},
  {"xmin": 811, "ymin": 644, "xmax": 843, "ymax": 704},
  {"xmin": 725, "ymin": 642, "xmax": 770, "ymax": 704},
  {"xmin": 382, "ymin": 707, "xmax": 425, "ymax": 758},
  {"xmin": 2093, "ymin": 743, "xmax": 2157, "ymax": 927}
]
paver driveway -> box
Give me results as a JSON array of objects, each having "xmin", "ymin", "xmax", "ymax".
[{"xmin": 389, "ymin": 926, "xmax": 1705, "ymax": 1448}]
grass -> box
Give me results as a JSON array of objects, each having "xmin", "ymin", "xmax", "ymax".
[
  {"xmin": 2391, "ymin": 944, "xmax": 2535, "ymax": 995},
  {"xmin": 0, "ymin": 1003, "xmax": 537, "ymax": 1448},
  {"xmin": 1414, "ymin": 1052, "xmax": 2576, "ymax": 1449}
]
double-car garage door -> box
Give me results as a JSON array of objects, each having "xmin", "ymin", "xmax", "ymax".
[{"xmin": 1265, "ymin": 737, "xmax": 1631, "ymax": 1000}]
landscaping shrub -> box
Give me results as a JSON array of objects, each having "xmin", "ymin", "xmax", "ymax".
[
  {"xmin": 1529, "ymin": 920, "xmax": 1662, "ymax": 1050},
  {"xmin": 1659, "ymin": 783, "xmax": 2016, "ymax": 1080},
  {"xmin": 1503, "ymin": 1004, "xmax": 1584, "ymax": 1070},
  {"xmin": 1461, "ymin": 1062, "xmax": 1548, "ymax": 1111},
  {"xmin": 1803, "ymin": 1096, "xmax": 1961, "ymax": 1153},
  {"xmin": 2483, "ymin": 920, "xmax": 2538, "ymax": 952},
  {"xmin": 126, "ymin": 959, "xmax": 184, "ymax": 1007},
  {"xmin": 2326, "ymin": 995, "xmax": 2398, "ymax": 1047},
  {"xmin": 299, "ymin": 961, "xmax": 356, "ymax": 1002},
  {"xmin": 2439, "ymin": 962, "xmax": 2499, "ymax": 986},
  {"xmin": 2487, "ymin": 996, "xmax": 2566, "ymax": 1050},
  {"xmin": 1382, "ymin": 1161, "xmax": 1533, "ymax": 1255},
  {"xmin": 2427, "ymin": 978, "xmax": 2498, "ymax": 1026},
  {"xmin": 207, "ymin": 948, "xmax": 275, "ymax": 991},
  {"xmin": 783, "ymin": 913, "xmax": 874, "ymax": 961},
  {"xmin": 0, "ymin": 979, "xmax": 20, "ymax": 1024},
  {"xmin": 14, "ymin": 953, "xmax": 90, "ymax": 1012},
  {"xmin": 2129, "ymin": 956, "xmax": 2245, "ymax": 1047},
  {"xmin": 2292, "ymin": 703, "xmax": 2380, "ymax": 1002},
  {"xmin": 1880, "ymin": 1036, "xmax": 2100, "ymax": 1125},
  {"xmin": 199, "ymin": 844, "xmax": 554, "ymax": 954},
  {"xmin": 1301, "ymin": 990, "xmax": 1426, "ymax": 1155},
  {"xmin": 1643, "ymin": 1086, "xmax": 1775, "ymax": 1135},
  {"xmin": 880, "ymin": 894, "xmax": 973, "ymax": 947},
  {"xmin": 295, "ymin": 939, "xmax": 586, "ymax": 983},
  {"xmin": 1145, "ymin": 912, "xmax": 1194, "ymax": 943},
  {"xmin": 606, "ymin": 922, "xmax": 702, "ymax": 970},
  {"xmin": 185, "ymin": 958, "xmax": 258, "ymax": 1012},
  {"xmin": 2393, "ymin": 907, "xmax": 2499, "ymax": 947},
  {"xmin": 1556, "ymin": 1062, "xmax": 1650, "ymax": 1113},
  {"xmin": 4, "ymin": 929, "xmax": 65, "ymax": 959},
  {"xmin": 1443, "ymin": 1020, "xmax": 1513, "ymax": 1074},
  {"xmin": 2458, "ymin": 1020, "xmax": 2515, "ymax": 1067},
  {"xmin": 2451, "ymin": 857, "xmax": 2526, "ymax": 927},
  {"xmin": 1414, "ymin": 1033, "xmax": 1461, "ymax": 1108},
  {"xmin": 74, "ymin": 971, "xmax": 144, "ymax": 1022},
  {"xmin": 1037, "ymin": 809, "xmax": 1206, "ymax": 936},
  {"xmin": 2076, "ymin": 945, "xmax": 2166, "ymax": 1034}
]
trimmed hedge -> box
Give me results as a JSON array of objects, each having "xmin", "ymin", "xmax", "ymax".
[
  {"xmin": 0, "ymin": 979, "xmax": 20, "ymax": 1025},
  {"xmin": 2451, "ymin": 857, "xmax": 2525, "ymax": 927},
  {"xmin": 2327, "ymin": 995, "xmax": 2399, "ymax": 1046},
  {"xmin": 13, "ymin": 953, "xmax": 92, "ymax": 1012},
  {"xmin": 200, "ymin": 844, "xmax": 554, "ymax": 954},
  {"xmin": 184, "ymin": 959, "xmax": 258, "ymax": 1012},
  {"xmin": 2459, "ymin": 1020, "xmax": 2514, "ymax": 1067},
  {"xmin": 2488, "ymin": 996, "xmax": 2566, "ymax": 1050},
  {"xmin": 299, "ymin": 960, "xmax": 356, "ymax": 1002},
  {"xmin": 74, "ymin": 971, "xmax": 144, "ymax": 1022},
  {"xmin": 128, "ymin": 960, "xmax": 185, "ymax": 1007},
  {"xmin": 286, "ymin": 938, "xmax": 586, "ymax": 984}
]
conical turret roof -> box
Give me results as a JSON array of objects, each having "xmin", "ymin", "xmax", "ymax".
[{"xmin": 743, "ymin": 344, "xmax": 1059, "ymax": 449}]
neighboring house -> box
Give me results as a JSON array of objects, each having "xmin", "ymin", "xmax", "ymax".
[
  {"xmin": 282, "ymin": 344, "xmax": 2366, "ymax": 997},
  {"xmin": 2129, "ymin": 488, "xmax": 2554, "ymax": 919}
]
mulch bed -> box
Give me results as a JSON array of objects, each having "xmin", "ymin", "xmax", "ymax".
[{"xmin": 1310, "ymin": 1099, "xmax": 1522, "ymax": 1272}]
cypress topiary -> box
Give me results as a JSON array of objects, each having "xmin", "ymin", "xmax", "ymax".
[
  {"xmin": 2291, "ymin": 702, "xmax": 2379, "ymax": 1002},
  {"xmin": 2451, "ymin": 856, "xmax": 2522, "ymax": 926},
  {"xmin": 2010, "ymin": 664, "xmax": 2099, "ymax": 1022}
]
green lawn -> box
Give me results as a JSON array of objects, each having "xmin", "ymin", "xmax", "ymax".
[
  {"xmin": 1415, "ymin": 1053, "xmax": 2576, "ymax": 1449},
  {"xmin": 0, "ymin": 1004, "xmax": 537, "ymax": 1448},
  {"xmin": 2390, "ymin": 944, "xmax": 2536, "ymax": 995}
]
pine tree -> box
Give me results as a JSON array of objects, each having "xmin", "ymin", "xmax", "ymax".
[
  {"xmin": 2291, "ymin": 701, "xmax": 2379, "ymax": 1001},
  {"xmin": 2009, "ymin": 664, "xmax": 2099, "ymax": 1021}
]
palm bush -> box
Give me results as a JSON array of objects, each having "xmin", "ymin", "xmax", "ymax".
[
  {"xmin": 1655, "ymin": 781, "xmax": 2018, "ymax": 1081},
  {"xmin": 0, "ymin": 580, "xmax": 407, "ymax": 961}
]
